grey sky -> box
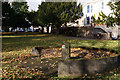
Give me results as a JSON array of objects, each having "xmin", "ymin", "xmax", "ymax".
[
  {"xmin": 27, "ymin": 0, "xmax": 89, "ymax": 11},
  {"xmin": 27, "ymin": 2, "xmax": 41, "ymax": 11}
]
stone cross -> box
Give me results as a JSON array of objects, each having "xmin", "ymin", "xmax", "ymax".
[{"xmin": 62, "ymin": 43, "xmax": 70, "ymax": 59}]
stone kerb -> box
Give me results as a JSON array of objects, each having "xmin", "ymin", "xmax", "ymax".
[
  {"xmin": 58, "ymin": 43, "xmax": 120, "ymax": 77},
  {"xmin": 58, "ymin": 55, "xmax": 120, "ymax": 77},
  {"xmin": 31, "ymin": 44, "xmax": 120, "ymax": 77}
]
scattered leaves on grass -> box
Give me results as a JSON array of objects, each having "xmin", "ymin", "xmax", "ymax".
[
  {"xmin": 2, "ymin": 65, "xmax": 45, "ymax": 79},
  {"xmin": 2, "ymin": 33, "xmax": 120, "ymax": 79}
]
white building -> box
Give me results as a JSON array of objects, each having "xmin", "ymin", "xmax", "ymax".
[
  {"xmin": 82, "ymin": 0, "xmax": 114, "ymax": 26},
  {"xmin": 77, "ymin": 0, "xmax": 120, "ymax": 38},
  {"xmin": 67, "ymin": 0, "xmax": 116, "ymax": 27}
]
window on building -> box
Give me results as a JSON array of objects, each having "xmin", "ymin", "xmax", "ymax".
[
  {"xmin": 87, "ymin": 5, "xmax": 90, "ymax": 13},
  {"xmin": 91, "ymin": 5, "xmax": 93, "ymax": 12},
  {"xmin": 91, "ymin": 17, "xmax": 93, "ymax": 22},
  {"xmin": 87, "ymin": 17, "xmax": 90, "ymax": 24},
  {"xmin": 102, "ymin": 2, "xmax": 104, "ymax": 9},
  {"xmin": 75, "ymin": 21, "xmax": 79, "ymax": 24},
  {"xmin": 110, "ymin": 0, "xmax": 116, "ymax": 3},
  {"xmin": 110, "ymin": 0, "xmax": 113, "ymax": 3}
]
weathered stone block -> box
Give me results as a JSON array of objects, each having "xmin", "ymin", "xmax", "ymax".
[
  {"xmin": 62, "ymin": 43, "xmax": 70, "ymax": 60},
  {"xmin": 58, "ymin": 55, "xmax": 119, "ymax": 77},
  {"xmin": 32, "ymin": 47, "xmax": 43, "ymax": 57}
]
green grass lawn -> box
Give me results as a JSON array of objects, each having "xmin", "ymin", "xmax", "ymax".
[
  {"xmin": 1, "ymin": 32, "xmax": 120, "ymax": 79},
  {"xmin": 2, "ymin": 33, "xmax": 119, "ymax": 52}
]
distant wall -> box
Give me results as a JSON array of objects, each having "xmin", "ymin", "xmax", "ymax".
[
  {"xmin": 59, "ymin": 27, "xmax": 110, "ymax": 39},
  {"xmin": 60, "ymin": 27, "xmax": 94, "ymax": 38},
  {"xmin": 95, "ymin": 25, "xmax": 119, "ymax": 38}
]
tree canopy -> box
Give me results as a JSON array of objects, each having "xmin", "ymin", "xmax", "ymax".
[
  {"xmin": 36, "ymin": 2, "xmax": 83, "ymax": 33},
  {"xmin": 100, "ymin": 1, "xmax": 120, "ymax": 27},
  {"xmin": 12, "ymin": 2, "xmax": 29, "ymax": 15},
  {"xmin": 2, "ymin": 2, "xmax": 14, "ymax": 29},
  {"xmin": 2, "ymin": 2, "xmax": 83, "ymax": 32},
  {"xmin": 27, "ymin": 10, "xmax": 40, "ymax": 26},
  {"xmin": 2, "ymin": 2, "xmax": 30, "ymax": 30}
]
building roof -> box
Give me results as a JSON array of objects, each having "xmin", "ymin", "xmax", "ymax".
[{"xmin": 83, "ymin": 0, "xmax": 106, "ymax": 7}]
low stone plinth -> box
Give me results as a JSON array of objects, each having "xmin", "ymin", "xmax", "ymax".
[
  {"xmin": 32, "ymin": 47, "xmax": 43, "ymax": 57},
  {"xmin": 58, "ymin": 55, "xmax": 120, "ymax": 77}
]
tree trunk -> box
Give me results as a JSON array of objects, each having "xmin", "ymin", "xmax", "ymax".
[
  {"xmin": 64, "ymin": 22, "xmax": 67, "ymax": 27},
  {"xmin": 41, "ymin": 27, "xmax": 44, "ymax": 34},
  {"xmin": 51, "ymin": 25, "xmax": 55, "ymax": 34},
  {"xmin": 55, "ymin": 27, "xmax": 60, "ymax": 35},
  {"xmin": 47, "ymin": 26, "xmax": 49, "ymax": 34}
]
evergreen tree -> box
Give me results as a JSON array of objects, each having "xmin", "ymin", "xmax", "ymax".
[
  {"xmin": 36, "ymin": 2, "xmax": 83, "ymax": 34},
  {"xmin": 2, "ymin": 2, "xmax": 15, "ymax": 30},
  {"xmin": 11, "ymin": 2, "xmax": 29, "ymax": 15},
  {"xmin": 2, "ymin": 2, "xmax": 31, "ymax": 30},
  {"xmin": 100, "ymin": 1, "xmax": 120, "ymax": 27},
  {"xmin": 11, "ymin": 2, "xmax": 30, "ymax": 28},
  {"xmin": 27, "ymin": 10, "xmax": 40, "ymax": 26}
]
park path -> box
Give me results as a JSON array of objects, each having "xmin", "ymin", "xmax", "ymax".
[{"xmin": 67, "ymin": 36, "xmax": 96, "ymax": 40}]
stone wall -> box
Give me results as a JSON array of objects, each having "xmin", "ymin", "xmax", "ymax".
[
  {"xmin": 58, "ymin": 55, "xmax": 120, "ymax": 77},
  {"xmin": 60, "ymin": 27, "xmax": 94, "ymax": 38},
  {"xmin": 59, "ymin": 27, "xmax": 110, "ymax": 39}
]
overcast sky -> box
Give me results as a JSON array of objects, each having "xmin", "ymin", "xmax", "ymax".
[{"xmin": 26, "ymin": 0, "xmax": 89, "ymax": 11}]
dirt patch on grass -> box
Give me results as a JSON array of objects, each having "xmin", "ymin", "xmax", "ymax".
[
  {"xmin": 2, "ymin": 47, "xmax": 119, "ymax": 79},
  {"xmin": 17, "ymin": 48, "xmax": 118, "ymax": 76},
  {"xmin": 34, "ymin": 47, "xmax": 118, "ymax": 59}
]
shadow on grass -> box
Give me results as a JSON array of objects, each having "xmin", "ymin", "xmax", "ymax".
[
  {"xmin": 2, "ymin": 35, "xmax": 58, "ymax": 52},
  {"xmin": 2, "ymin": 34, "xmax": 120, "ymax": 53}
]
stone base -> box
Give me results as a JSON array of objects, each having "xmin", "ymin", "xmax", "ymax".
[
  {"xmin": 58, "ymin": 55, "xmax": 120, "ymax": 77},
  {"xmin": 32, "ymin": 47, "xmax": 43, "ymax": 57}
]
